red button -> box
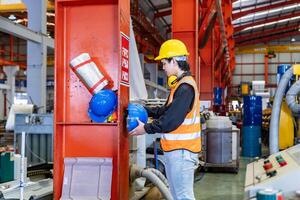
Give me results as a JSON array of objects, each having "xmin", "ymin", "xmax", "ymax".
[
  {"xmin": 279, "ymin": 161, "xmax": 287, "ymax": 167},
  {"xmin": 263, "ymin": 162, "xmax": 273, "ymax": 170}
]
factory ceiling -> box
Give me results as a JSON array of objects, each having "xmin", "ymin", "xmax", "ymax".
[{"xmin": 0, "ymin": 0, "xmax": 299, "ymax": 67}]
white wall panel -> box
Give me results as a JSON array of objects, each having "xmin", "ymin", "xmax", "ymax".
[
  {"xmin": 242, "ymin": 54, "xmax": 254, "ymax": 63},
  {"xmin": 235, "ymin": 65, "xmax": 241, "ymax": 74},
  {"xmin": 235, "ymin": 55, "xmax": 241, "ymax": 63},
  {"xmin": 255, "ymin": 54, "xmax": 264, "ymax": 63},
  {"xmin": 243, "ymin": 65, "xmax": 253, "ymax": 73},
  {"xmin": 291, "ymin": 53, "xmax": 300, "ymax": 62},
  {"xmin": 255, "ymin": 65, "xmax": 264, "ymax": 74},
  {"xmin": 270, "ymin": 76, "xmax": 277, "ymax": 85},
  {"xmin": 278, "ymin": 53, "xmax": 291, "ymax": 62},
  {"xmin": 233, "ymin": 52, "xmax": 296, "ymax": 88},
  {"xmin": 232, "ymin": 77, "xmax": 240, "ymax": 85},
  {"xmin": 269, "ymin": 64, "xmax": 277, "ymax": 74},
  {"xmin": 255, "ymin": 75, "xmax": 264, "ymax": 81}
]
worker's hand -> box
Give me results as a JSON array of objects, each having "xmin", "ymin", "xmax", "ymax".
[{"xmin": 129, "ymin": 119, "xmax": 146, "ymax": 136}]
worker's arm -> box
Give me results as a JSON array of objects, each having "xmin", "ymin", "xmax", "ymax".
[
  {"xmin": 144, "ymin": 83, "xmax": 195, "ymax": 134},
  {"xmin": 144, "ymin": 105, "xmax": 167, "ymax": 119}
]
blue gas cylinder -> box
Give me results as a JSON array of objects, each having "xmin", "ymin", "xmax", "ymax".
[
  {"xmin": 214, "ymin": 87, "xmax": 223, "ymax": 105},
  {"xmin": 243, "ymin": 95, "xmax": 262, "ymax": 126}
]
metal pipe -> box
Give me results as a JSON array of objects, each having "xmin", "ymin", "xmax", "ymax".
[
  {"xmin": 269, "ymin": 67, "xmax": 294, "ymax": 154},
  {"xmin": 215, "ymin": 0, "xmax": 230, "ymax": 67},
  {"xmin": 264, "ymin": 55, "xmax": 269, "ymax": 84},
  {"xmin": 10, "ymin": 35, "xmax": 13, "ymax": 62},
  {"xmin": 148, "ymin": 168, "xmax": 169, "ymax": 188},
  {"xmin": 286, "ymin": 79, "xmax": 300, "ymax": 115},
  {"xmin": 130, "ymin": 165, "xmax": 173, "ymax": 200},
  {"xmin": 20, "ymin": 131, "xmax": 25, "ymax": 200}
]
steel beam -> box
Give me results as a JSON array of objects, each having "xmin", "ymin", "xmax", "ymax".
[
  {"xmin": 232, "ymin": 0, "xmax": 300, "ymax": 20},
  {"xmin": 172, "ymin": 0, "xmax": 199, "ymax": 84},
  {"xmin": 0, "ymin": 1, "xmax": 54, "ymax": 12},
  {"xmin": 233, "ymin": 73, "xmax": 277, "ymax": 76},
  {"xmin": 0, "ymin": 58, "xmax": 25, "ymax": 68},
  {"xmin": 216, "ymin": 0, "xmax": 235, "ymax": 80},
  {"xmin": 238, "ymin": 30, "xmax": 300, "ymax": 46},
  {"xmin": 235, "ymin": 23, "xmax": 300, "ymax": 43},
  {"xmin": 233, "ymin": 0, "xmax": 282, "ymax": 11},
  {"xmin": 154, "ymin": 9, "xmax": 171, "ymax": 18},
  {"xmin": 235, "ymin": 62, "xmax": 296, "ymax": 65},
  {"xmin": 130, "ymin": 2, "xmax": 165, "ymax": 45},
  {"xmin": 155, "ymin": 3, "xmax": 171, "ymax": 10},
  {"xmin": 0, "ymin": 15, "xmax": 54, "ymax": 48},
  {"xmin": 234, "ymin": 11, "xmax": 300, "ymax": 32},
  {"xmin": 264, "ymin": 55, "xmax": 268, "ymax": 84},
  {"xmin": 198, "ymin": 1, "xmax": 217, "ymax": 48},
  {"xmin": 24, "ymin": 0, "xmax": 47, "ymax": 113},
  {"xmin": 236, "ymin": 44, "xmax": 300, "ymax": 54}
]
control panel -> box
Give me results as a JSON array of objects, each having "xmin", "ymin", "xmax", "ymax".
[{"xmin": 245, "ymin": 144, "xmax": 300, "ymax": 199}]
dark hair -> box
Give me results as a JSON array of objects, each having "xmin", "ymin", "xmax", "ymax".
[{"xmin": 166, "ymin": 58, "xmax": 190, "ymax": 72}]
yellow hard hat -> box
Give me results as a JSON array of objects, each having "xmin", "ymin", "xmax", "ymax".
[{"xmin": 155, "ymin": 39, "xmax": 189, "ymax": 61}]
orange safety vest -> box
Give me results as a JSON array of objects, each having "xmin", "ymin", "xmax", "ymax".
[{"xmin": 161, "ymin": 76, "xmax": 201, "ymax": 153}]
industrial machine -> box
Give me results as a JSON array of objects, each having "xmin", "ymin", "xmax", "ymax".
[
  {"xmin": 202, "ymin": 116, "xmax": 240, "ymax": 172},
  {"xmin": 0, "ymin": 179, "xmax": 53, "ymax": 200},
  {"xmin": 277, "ymin": 65, "xmax": 294, "ymax": 150},
  {"xmin": 54, "ymin": 1, "xmax": 131, "ymax": 198},
  {"xmin": 212, "ymin": 87, "xmax": 226, "ymax": 116},
  {"xmin": 14, "ymin": 113, "xmax": 53, "ymax": 167},
  {"xmin": 244, "ymin": 144, "xmax": 300, "ymax": 199},
  {"xmin": 0, "ymin": 152, "xmax": 14, "ymax": 183}
]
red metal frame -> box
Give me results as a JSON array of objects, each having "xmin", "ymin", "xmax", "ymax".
[
  {"xmin": 235, "ymin": 22, "xmax": 300, "ymax": 44},
  {"xmin": 199, "ymin": 0, "xmax": 216, "ymax": 99},
  {"xmin": 154, "ymin": 9, "xmax": 171, "ymax": 19},
  {"xmin": 264, "ymin": 55, "xmax": 269, "ymax": 84},
  {"xmin": 172, "ymin": 0, "xmax": 235, "ymax": 101},
  {"xmin": 131, "ymin": 1, "xmax": 163, "ymax": 56},
  {"xmin": 238, "ymin": 30, "xmax": 300, "ymax": 46},
  {"xmin": 172, "ymin": 0, "xmax": 199, "ymax": 85},
  {"xmin": 0, "ymin": 35, "xmax": 26, "ymax": 68},
  {"xmin": 198, "ymin": 0, "xmax": 217, "ymax": 48},
  {"xmin": 54, "ymin": 0, "xmax": 130, "ymax": 199}
]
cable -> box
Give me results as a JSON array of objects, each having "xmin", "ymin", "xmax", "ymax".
[{"xmin": 24, "ymin": 128, "xmax": 47, "ymax": 164}]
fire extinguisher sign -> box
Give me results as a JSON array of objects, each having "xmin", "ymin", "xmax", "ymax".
[{"xmin": 120, "ymin": 32, "xmax": 130, "ymax": 87}]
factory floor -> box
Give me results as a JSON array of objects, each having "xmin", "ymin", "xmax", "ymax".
[{"xmin": 194, "ymin": 158, "xmax": 251, "ymax": 200}]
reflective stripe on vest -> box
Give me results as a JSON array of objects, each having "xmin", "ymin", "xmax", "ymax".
[
  {"xmin": 182, "ymin": 116, "xmax": 200, "ymax": 125},
  {"xmin": 161, "ymin": 76, "xmax": 201, "ymax": 153},
  {"xmin": 162, "ymin": 131, "xmax": 201, "ymax": 140}
]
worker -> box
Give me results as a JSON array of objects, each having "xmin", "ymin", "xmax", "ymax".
[{"xmin": 129, "ymin": 39, "xmax": 201, "ymax": 200}]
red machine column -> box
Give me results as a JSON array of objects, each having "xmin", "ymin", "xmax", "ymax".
[
  {"xmin": 54, "ymin": 0, "xmax": 130, "ymax": 199},
  {"xmin": 172, "ymin": 0, "xmax": 199, "ymax": 85}
]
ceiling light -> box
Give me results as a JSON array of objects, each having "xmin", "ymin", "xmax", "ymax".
[
  {"xmin": 8, "ymin": 14, "xmax": 16, "ymax": 20},
  {"xmin": 234, "ymin": 3, "xmax": 300, "ymax": 22},
  {"xmin": 243, "ymin": 16, "xmax": 300, "ymax": 31},
  {"xmin": 291, "ymin": 38, "xmax": 296, "ymax": 42},
  {"xmin": 233, "ymin": 0, "xmax": 251, "ymax": 4}
]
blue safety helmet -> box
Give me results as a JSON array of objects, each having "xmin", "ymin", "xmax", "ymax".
[
  {"xmin": 88, "ymin": 90, "xmax": 117, "ymax": 122},
  {"xmin": 127, "ymin": 103, "xmax": 148, "ymax": 132}
]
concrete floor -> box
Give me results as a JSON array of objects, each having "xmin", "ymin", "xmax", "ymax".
[{"xmin": 194, "ymin": 158, "xmax": 250, "ymax": 200}]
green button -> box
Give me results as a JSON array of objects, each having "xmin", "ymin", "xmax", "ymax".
[{"xmin": 275, "ymin": 155, "xmax": 282, "ymax": 160}]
